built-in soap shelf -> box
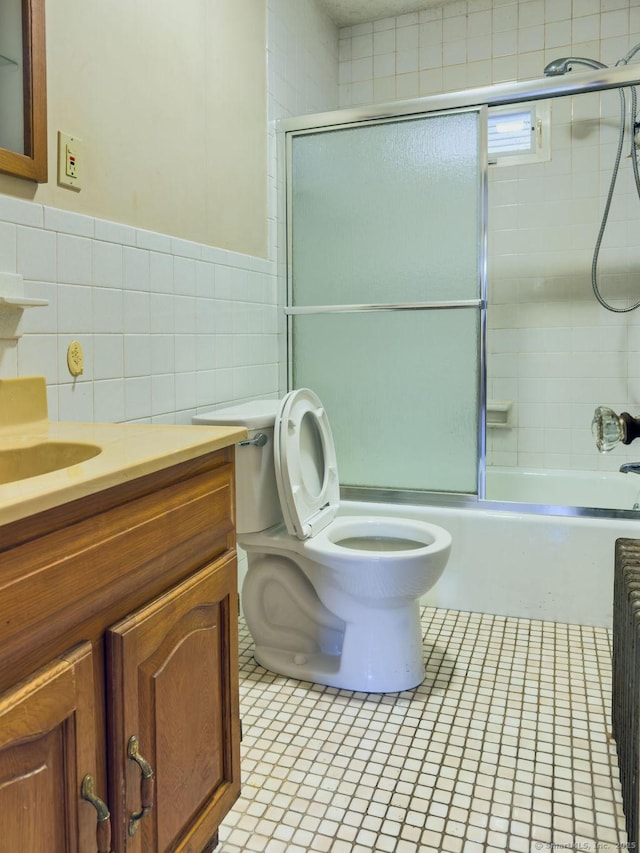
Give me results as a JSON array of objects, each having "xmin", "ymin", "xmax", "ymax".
[
  {"xmin": 487, "ymin": 399, "xmax": 513, "ymax": 429},
  {"xmin": 0, "ymin": 272, "xmax": 47, "ymax": 340},
  {"xmin": 0, "ymin": 294, "xmax": 48, "ymax": 308},
  {"xmin": 0, "ymin": 272, "xmax": 47, "ymax": 309}
]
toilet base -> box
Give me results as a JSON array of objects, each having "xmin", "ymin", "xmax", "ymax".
[{"xmin": 252, "ymin": 601, "xmax": 426, "ymax": 694}]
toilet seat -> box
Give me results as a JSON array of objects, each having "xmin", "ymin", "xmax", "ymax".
[{"xmin": 274, "ymin": 388, "xmax": 340, "ymax": 539}]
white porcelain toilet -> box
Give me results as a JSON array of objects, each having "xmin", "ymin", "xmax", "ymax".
[{"xmin": 194, "ymin": 389, "xmax": 451, "ymax": 693}]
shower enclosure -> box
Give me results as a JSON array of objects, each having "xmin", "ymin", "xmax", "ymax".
[
  {"xmin": 287, "ymin": 109, "xmax": 484, "ymax": 496},
  {"xmin": 281, "ymin": 63, "xmax": 640, "ymax": 517}
]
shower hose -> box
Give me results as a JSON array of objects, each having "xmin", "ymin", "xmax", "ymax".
[{"xmin": 593, "ymin": 50, "xmax": 640, "ymax": 313}]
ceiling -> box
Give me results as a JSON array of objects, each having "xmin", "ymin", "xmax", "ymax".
[{"xmin": 315, "ymin": 0, "xmax": 452, "ymax": 27}]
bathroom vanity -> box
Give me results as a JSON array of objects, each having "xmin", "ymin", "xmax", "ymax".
[{"xmin": 0, "ymin": 378, "xmax": 246, "ymax": 853}]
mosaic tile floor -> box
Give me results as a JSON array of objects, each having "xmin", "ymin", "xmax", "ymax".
[{"xmin": 218, "ymin": 608, "xmax": 627, "ymax": 853}]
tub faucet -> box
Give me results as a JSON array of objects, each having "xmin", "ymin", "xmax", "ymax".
[{"xmin": 620, "ymin": 462, "xmax": 640, "ymax": 474}]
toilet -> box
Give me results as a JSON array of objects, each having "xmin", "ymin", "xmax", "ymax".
[{"xmin": 194, "ymin": 389, "xmax": 451, "ymax": 693}]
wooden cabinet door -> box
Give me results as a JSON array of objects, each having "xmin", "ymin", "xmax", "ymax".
[
  {"xmin": 0, "ymin": 642, "xmax": 102, "ymax": 853},
  {"xmin": 107, "ymin": 553, "xmax": 241, "ymax": 853}
]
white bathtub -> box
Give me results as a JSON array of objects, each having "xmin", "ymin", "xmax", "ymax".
[
  {"xmin": 340, "ymin": 493, "xmax": 640, "ymax": 629},
  {"xmin": 486, "ymin": 465, "xmax": 640, "ymax": 511}
]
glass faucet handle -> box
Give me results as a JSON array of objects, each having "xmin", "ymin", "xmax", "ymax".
[{"xmin": 592, "ymin": 406, "xmax": 624, "ymax": 452}]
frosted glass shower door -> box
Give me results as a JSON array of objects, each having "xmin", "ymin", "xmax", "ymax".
[{"xmin": 288, "ymin": 109, "xmax": 484, "ymax": 494}]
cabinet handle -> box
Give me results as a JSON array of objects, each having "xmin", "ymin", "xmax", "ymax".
[
  {"xmin": 127, "ymin": 735, "xmax": 155, "ymax": 837},
  {"xmin": 81, "ymin": 774, "xmax": 113, "ymax": 853}
]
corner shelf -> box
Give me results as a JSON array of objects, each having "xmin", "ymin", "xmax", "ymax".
[
  {"xmin": 0, "ymin": 295, "xmax": 48, "ymax": 308},
  {"xmin": 0, "ymin": 273, "xmax": 47, "ymax": 339}
]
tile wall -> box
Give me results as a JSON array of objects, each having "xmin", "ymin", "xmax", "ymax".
[
  {"xmin": 0, "ymin": 196, "xmax": 279, "ymax": 423},
  {"xmin": 337, "ymin": 0, "xmax": 640, "ymax": 472},
  {"xmin": 0, "ymin": 0, "xmax": 339, "ymax": 427},
  {"xmin": 338, "ymin": 0, "xmax": 640, "ymax": 104},
  {"xmin": 268, "ymin": 0, "xmax": 339, "ymax": 122}
]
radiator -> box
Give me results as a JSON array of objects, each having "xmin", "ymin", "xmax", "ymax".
[{"xmin": 613, "ymin": 537, "xmax": 640, "ymax": 846}]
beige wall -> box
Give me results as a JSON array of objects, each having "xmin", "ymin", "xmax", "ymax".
[{"xmin": 0, "ymin": 0, "xmax": 268, "ymax": 259}]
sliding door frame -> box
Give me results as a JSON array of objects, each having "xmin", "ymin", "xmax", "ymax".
[
  {"xmin": 284, "ymin": 106, "xmax": 488, "ymax": 501},
  {"xmin": 280, "ymin": 63, "xmax": 640, "ymax": 510}
]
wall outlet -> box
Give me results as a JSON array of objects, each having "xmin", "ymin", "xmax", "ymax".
[{"xmin": 58, "ymin": 131, "xmax": 83, "ymax": 191}]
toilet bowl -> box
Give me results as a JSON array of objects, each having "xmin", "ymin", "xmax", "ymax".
[{"xmin": 194, "ymin": 389, "xmax": 452, "ymax": 693}]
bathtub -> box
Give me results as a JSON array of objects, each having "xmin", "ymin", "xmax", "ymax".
[
  {"xmin": 235, "ymin": 468, "xmax": 640, "ymax": 629},
  {"xmin": 486, "ymin": 465, "xmax": 640, "ymax": 511},
  {"xmin": 340, "ymin": 485, "xmax": 640, "ymax": 629}
]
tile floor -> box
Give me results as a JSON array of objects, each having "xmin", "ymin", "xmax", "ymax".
[{"xmin": 218, "ymin": 607, "xmax": 628, "ymax": 853}]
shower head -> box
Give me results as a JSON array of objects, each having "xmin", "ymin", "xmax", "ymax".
[{"xmin": 543, "ymin": 56, "xmax": 608, "ymax": 76}]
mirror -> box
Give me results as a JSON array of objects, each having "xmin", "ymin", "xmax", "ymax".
[{"xmin": 0, "ymin": 0, "xmax": 46, "ymax": 182}]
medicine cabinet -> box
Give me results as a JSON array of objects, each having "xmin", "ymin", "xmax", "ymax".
[{"xmin": 0, "ymin": 0, "xmax": 47, "ymax": 182}]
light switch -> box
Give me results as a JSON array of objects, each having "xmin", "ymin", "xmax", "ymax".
[{"xmin": 58, "ymin": 131, "xmax": 83, "ymax": 191}]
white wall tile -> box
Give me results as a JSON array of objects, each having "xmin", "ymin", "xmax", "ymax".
[
  {"xmin": 174, "ymin": 257, "xmax": 197, "ymax": 296},
  {"xmin": 58, "ymin": 379, "xmax": 94, "ymax": 422},
  {"xmin": 124, "ymin": 335, "xmax": 152, "ymax": 378},
  {"xmin": 352, "ymin": 56, "xmax": 373, "ymax": 81},
  {"xmin": 174, "ymin": 334, "xmax": 197, "ymax": 372},
  {"xmin": 44, "ymin": 207, "xmax": 94, "ymax": 238},
  {"xmin": 374, "ymin": 28, "xmax": 395, "ymax": 53},
  {"xmin": 175, "ymin": 370, "xmax": 196, "ymax": 410},
  {"xmin": 0, "ymin": 221, "xmax": 17, "ymax": 272},
  {"xmin": 171, "ymin": 237, "xmax": 202, "ymax": 261},
  {"xmin": 94, "ymin": 378, "xmax": 125, "ymax": 423},
  {"xmin": 92, "ymin": 241, "xmax": 123, "ymax": 288},
  {"xmin": 149, "ymin": 252, "xmax": 174, "ymax": 294},
  {"xmin": 93, "ymin": 288, "xmax": 123, "ymax": 335},
  {"xmin": 151, "ymin": 335, "xmax": 175, "ymax": 375},
  {"xmin": 58, "ymin": 234, "xmax": 92, "ymax": 285},
  {"xmin": 174, "ymin": 295, "xmax": 196, "ymax": 334},
  {"xmin": 93, "ymin": 334, "xmax": 124, "ymax": 380},
  {"xmin": 123, "ymin": 247, "xmax": 150, "ymax": 292},
  {"xmin": 352, "ymin": 33, "xmax": 373, "ymax": 59},
  {"xmin": 124, "ymin": 375, "xmax": 151, "ymax": 420},
  {"xmin": 94, "ymin": 218, "xmax": 136, "ymax": 247},
  {"xmin": 0, "ymin": 196, "xmax": 42, "ymax": 228},
  {"xmin": 58, "ymin": 284, "xmax": 92, "ymax": 334},
  {"xmin": 196, "ymin": 261, "xmax": 215, "ymax": 298},
  {"xmin": 151, "ymin": 373, "xmax": 176, "ymax": 416},
  {"xmin": 123, "ymin": 290, "xmax": 150, "ymax": 334},
  {"xmin": 18, "ymin": 334, "xmax": 58, "ymax": 384},
  {"xmin": 136, "ymin": 228, "xmax": 172, "ymax": 253},
  {"xmin": 16, "ymin": 226, "xmax": 56, "ymax": 282},
  {"xmin": 374, "ymin": 53, "xmax": 396, "ymax": 78}
]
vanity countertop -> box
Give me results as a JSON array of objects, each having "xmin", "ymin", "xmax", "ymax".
[{"xmin": 0, "ymin": 377, "xmax": 247, "ymax": 526}]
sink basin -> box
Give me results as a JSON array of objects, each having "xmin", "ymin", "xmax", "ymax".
[{"xmin": 0, "ymin": 441, "xmax": 102, "ymax": 484}]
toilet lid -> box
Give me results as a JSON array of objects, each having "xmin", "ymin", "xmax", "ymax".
[{"xmin": 274, "ymin": 388, "xmax": 340, "ymax": 540}]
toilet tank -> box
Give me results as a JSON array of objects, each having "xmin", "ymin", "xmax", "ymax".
[{"xmin": 193, "ymin": 400, "xmax": 282, "ymax": 534}]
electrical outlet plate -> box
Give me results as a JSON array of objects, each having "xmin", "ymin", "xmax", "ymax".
[{"xmin": 58, "ymin": 131, "xmax": 83, "ymax": 191}]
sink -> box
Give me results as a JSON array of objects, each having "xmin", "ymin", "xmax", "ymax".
[
  {"xmin": 0, "ymin": 378, "xmax": 101, "ymax": 484},
  {"xmin": 0, "ymin": 441, "xmax": 102, "ymax": 484}
]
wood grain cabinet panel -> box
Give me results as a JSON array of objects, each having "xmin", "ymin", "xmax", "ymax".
[
  {"xmin": 0, "ymin": 449, "xmax": 241, "ymax": 853},
  {"xmin": 107, "ymin": 553, "xmax": 241, "ymax": 853},
  {"xmin": 0, "ymin": 643, "xmax": 101, "ymax": 853}
]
